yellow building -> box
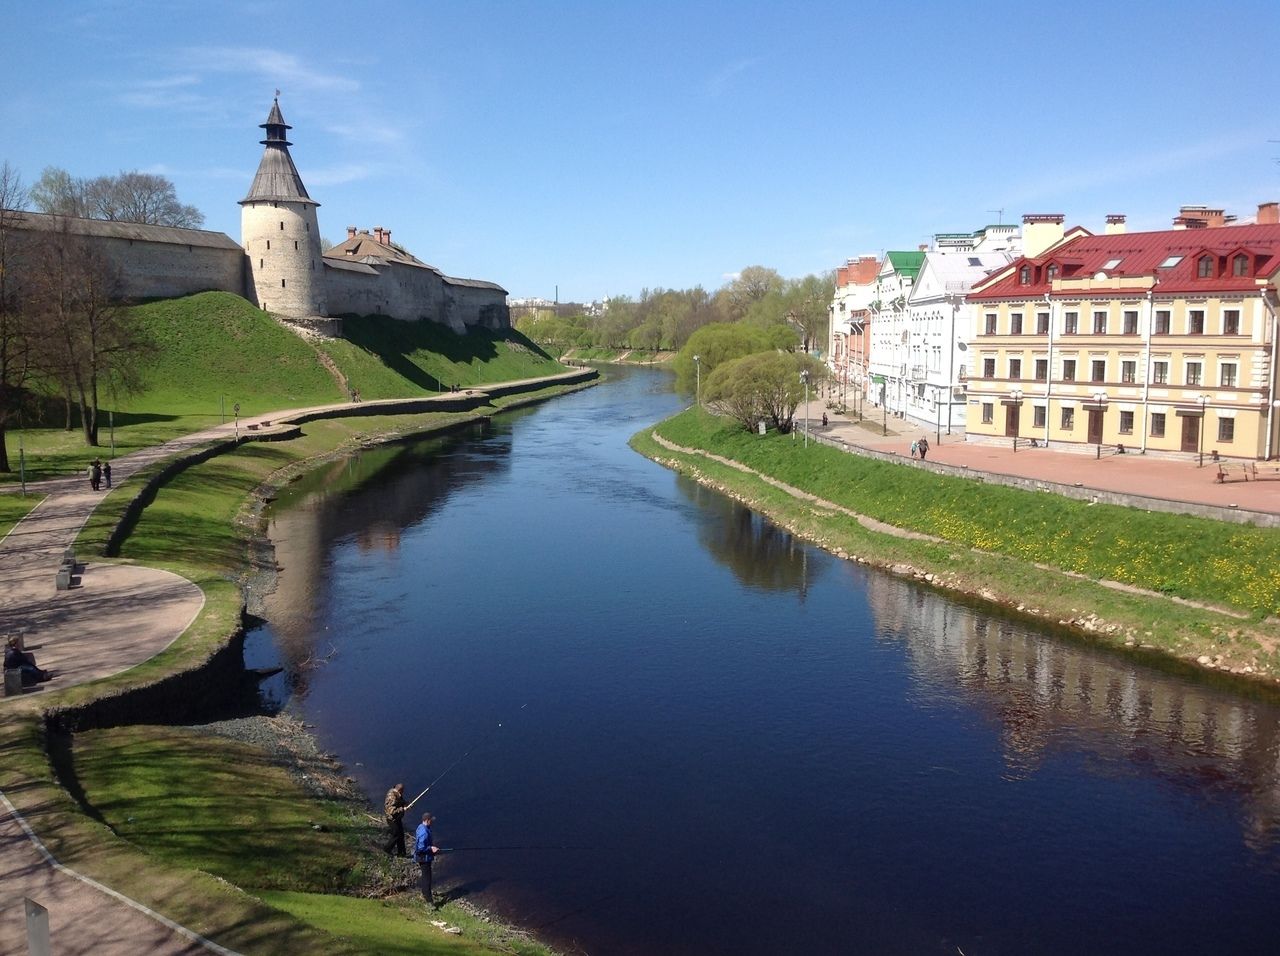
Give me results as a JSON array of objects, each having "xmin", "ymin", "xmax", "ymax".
[{"xmin": 965, "ymin": 206, "xmax": 1280, "ymax": 460}]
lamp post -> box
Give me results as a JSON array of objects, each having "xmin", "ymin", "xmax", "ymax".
[
  {"xmin": 234, "ymin": 402, "xmax": 240, "ymax": 442},
  {"xmin": 693, "ymin": 354, "xmax": 701, "ymax": 408},
  {"xmin": 934, "ymin": 384, "xmax": 942, "ymax": 446},
  {"xmin": 17, "ymin": 408, "xmax": 26, "ymax": 498},
  {"xmin": 1093, "ymin": 390, "xmax": 1107, "ymax": 460},
  {"xmin": 1010, "ymin": 387, "xmax": 1023, "ymax": 451},
  {"xmin": 1198, "ymin": 394, "xmax": 1209, "ymax": 467},
  {"xmin": 801, "ymin": 369, "xmax": 810, "ymax": 448}
]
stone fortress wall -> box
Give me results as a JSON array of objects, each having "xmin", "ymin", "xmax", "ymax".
[{"xmin": 4, "ymin": 99, "xmax": 509, "ymax": 334}]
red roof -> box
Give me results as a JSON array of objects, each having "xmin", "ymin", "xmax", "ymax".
[{"xmin": 968, "ymin": 222, "xmax": 1280, "ymax": 300}]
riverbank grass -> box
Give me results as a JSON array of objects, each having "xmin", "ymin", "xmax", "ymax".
[
  {"xmin": 635, "ymin": 411, "xmax": 1280, "ymax": 679},
  {"xmin": 0, "ymin": 493, "xmax": 39, "ymax": 539}
]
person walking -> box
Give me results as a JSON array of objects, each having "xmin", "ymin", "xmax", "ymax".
[
  {"xmin": 382, "ymin": 783, "xmax": 408, "ymax": 857},
  {"xmin": 910, "ymin": 440, "xmax": 918, "ymax": 460},
  {"xmin": 103, "ymin": 461, "xmax": 112, "ymax": 489},
  {"xmin": 414, "ymin": 811, "xmax": 440, "ymax": 907},
  {"xmin": 90, "ymin": 459, "xmax": 102, "ymax": 491},
  {"xmin": 918, "ymin": 437, "xmax": 929, "ymax": 461}
]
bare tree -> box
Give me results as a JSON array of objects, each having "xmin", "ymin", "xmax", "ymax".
[
  {"xmin": 0, "ymin": 162, "xmax": 34, "ymax": 471},
  {"xmin": 31, "ymin": 166, "xmax": 204, "ymax": 228},
  {"xmin": 32, "ymin": 222, "xmax": 150, "ymax": 446},
  {"xmin": 723, "ymin": 265, "xmax": 784, "ymax": 321}
]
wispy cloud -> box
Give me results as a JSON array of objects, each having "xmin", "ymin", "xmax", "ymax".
[
  {"xmin": 305, "ymin": 163, "xmax": 377, "ymax": 187},
  {"xmin": 1003, "ymin": 129, "xmax": 1267, "ymax": 206},
  {"xmin": 176, "ymin": 46, "xmax": 360, "ymax": 95},
  {"xmin": 323, "ymin": 120, "xmax": 404, "ymax": 147},
  {"xmin": 706, "ymin": 58, "xmax": 760, "ymax": 98}
]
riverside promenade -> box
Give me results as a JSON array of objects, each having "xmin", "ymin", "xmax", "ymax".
[
  {"xmin": 797, "ymin": 400, "xmax": 1280, "ymax": 519},
  {"xmin": 0, "ymin": 370, "xmax": 592, "ymax": 956}
]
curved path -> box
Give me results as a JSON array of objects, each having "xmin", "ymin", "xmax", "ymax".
[{"xmin": 0, "ymin": 373, "xmax": 588, "ymax": 954}]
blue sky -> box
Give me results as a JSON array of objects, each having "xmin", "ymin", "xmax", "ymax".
[{"xmin": 4, "ymin": 0, "xmax": 1278, "ymax": 302}]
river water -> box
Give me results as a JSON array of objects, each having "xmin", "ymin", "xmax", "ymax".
[{"xmin": 246, "ymin": 366, "xmax": 1280, "ymax": 955}]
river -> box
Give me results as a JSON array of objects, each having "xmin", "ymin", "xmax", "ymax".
[{"xmin": 245, "ymin": 365, "xmax": 1280, "ymax": 955}]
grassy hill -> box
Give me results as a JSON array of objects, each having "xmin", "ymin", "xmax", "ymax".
[{"xmin": 3, "ymin": 292, "xmax": 565, "ymax": 481}]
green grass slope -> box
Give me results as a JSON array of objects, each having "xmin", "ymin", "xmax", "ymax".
[
  {"xmin": 319, "ymin": 314, "xmax": 565, "ymax": 399},
  {"xmin": 3, "ymin": 293, "xmax": 565, "ymax": 482}
]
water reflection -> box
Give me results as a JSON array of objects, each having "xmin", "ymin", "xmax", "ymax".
[
  {"xmin": 680, "ymin": 477, "xmax": 823, "ymax": 596},
  {"xmin": 260, "ymin": 425, "xmax": 509, "ymax": 692},
  {"xmin": 867, "ymin": 574, "xmax": 1280, "ymax": 851}
]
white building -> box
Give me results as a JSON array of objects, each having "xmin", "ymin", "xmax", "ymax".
[{"xmin": 867, "ymin": 250, "xmax": 925, "ymax": 418}]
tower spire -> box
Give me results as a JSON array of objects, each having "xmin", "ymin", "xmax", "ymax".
[{"xmin": 240, "ymin": 97, "xmax": 315, "ymax": 205}]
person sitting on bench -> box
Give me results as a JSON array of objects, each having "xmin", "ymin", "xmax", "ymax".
[{"xmin": 5, "ymin": 637, "xmax": 52, "ymax": 686}]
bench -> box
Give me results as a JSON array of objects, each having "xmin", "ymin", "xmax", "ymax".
[{"xmin": 247, "ymin": 422, "xmax": 260, "ymax": 431}]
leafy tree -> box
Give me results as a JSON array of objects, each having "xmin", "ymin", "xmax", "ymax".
[
  {"xmin": 703, "ymin": 350, "xmax": 826, "ymax": 433},
  {"xmin": 783, "ymin": 272, "xmax": 834, "ymax": 354},
  {"xmin": 673, "ymin": 322, "xmax": 779, "ymax": 393},
  {"xmin": 31, "ymin": 166, "xmax": 204, "ymax": 228},
  {"xmin": 723, "ymin": 265, "xmax": 784, "ymax": 321}
]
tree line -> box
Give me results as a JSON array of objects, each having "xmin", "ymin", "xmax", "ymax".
[
  {"xmin": 515, "ymin": 265, "xmax": 833, "ymax": 356},
  {"xmin": 0, "ymin": 161, "xmax": 202, "ymax": 471}
]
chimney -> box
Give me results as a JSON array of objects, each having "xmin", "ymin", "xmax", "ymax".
[
  {"xmin": 1177, "ymin": 205, "xmax": 1226, "ymax": 228},
  {"xmin": 918, "ymin": 243, "xmax": 929, "ymax": 252},
  {"xmin": 384, "ymin": 229, "xmax": 391, "ymax": 246},
  {"xmin": 1104, "ymin": 214, "xmax": 1127, "ymax": 235},
  {"xmin": 374, "ymin": 225, "xmax": 384, "ymax": 243},
  {"xmin": 1258, "ymin": 202, "xmax": 1279, "ymax": 225},
  {"xmin": 347, "ymin": 225, "xmax": 357, "ymax": 240},
  {"xmin": 1022, "ymin": 213, "xmax": 1065, "ymax": 258}
]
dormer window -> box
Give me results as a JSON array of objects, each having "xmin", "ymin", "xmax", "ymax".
[
  {"xmin": 1232, "ymin": 253, "xmax": 1249, "ymax": 277},
  {"xmin": 1019, "ymin": 265, "xmax": 1031, "ymax": 285},
  {"xmin": 1046, "ymin": 264, "xmax": 1058, "ymax": 281},
  {"xmin": 1197, "ymin": 255, "xmax": 1214, "ymax": 278}
]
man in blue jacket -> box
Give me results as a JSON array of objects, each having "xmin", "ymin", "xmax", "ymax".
[{"xmin": 413, "ymin": 812, "xmax": 440, "ymax": 906}]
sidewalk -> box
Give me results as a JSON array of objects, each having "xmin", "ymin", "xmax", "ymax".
[{"xmin": 797, "ymin": 400, "xmax": 1280, "ymax": 516}]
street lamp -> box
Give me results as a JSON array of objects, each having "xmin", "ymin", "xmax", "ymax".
[
  {"xmin": 693, "ymin": 354, "xmax": 701, "ymax": 408},
  {"xmin": 1198, "ymin": 394, "xmax": 1209, "ymax": 467},
  {"xmin": 800, "ymin": 369, "xmax": 810, "ymax": 448},
  {"xmin": 17, "ymin": 408, "xmax": 26, "ymax": 498},
  {"xmin": 1010, "ymin": 388, "xmax": 1023, "ymax": 452},
  {"xmin": 1093, "ymin": 390, "xmax": 1107, "ymax": 459},
  {"xmin": 934, "ymin": 384, "xmax": 943, "ymax": 446}
]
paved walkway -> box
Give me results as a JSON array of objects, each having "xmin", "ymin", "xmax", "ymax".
[{"xmin": 796, "ymin": 401, "xmax": 1280, "ymax": 516}]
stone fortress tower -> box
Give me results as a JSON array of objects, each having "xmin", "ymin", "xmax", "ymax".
[{"xmin": 240, "ymin": 98, "xmax": 328, "ymax": 317}]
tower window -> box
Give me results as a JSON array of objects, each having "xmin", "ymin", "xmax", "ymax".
[
  {"xmin": 294, "ymin": 240, "xmax": 298, "ymax": 250},
  {"xmin": 266, "ymin": 240, "xmax": 270, "ymax": 249},
  {"xmin": 280, "ymin": 221, "xmax": 285, "ymax": 230},
  {"xmin": 281, "ymin": 279, "xmax": 286, "ymax": 288},
  {"xmin": 259, "ymin": 258, "xmax": 263, "ymax": 268}
]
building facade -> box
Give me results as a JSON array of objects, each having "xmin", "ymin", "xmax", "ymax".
[
  {"xmin": 827, "ymin": 255, "xmax": 879, "ymax": 410},
  {"xmin": 866, "ymin": 251, "xmax": 924, "ymax": 417},
  {"xmin": 965, "ymin": 205, "xmax": 1280, "ymax": 459}
]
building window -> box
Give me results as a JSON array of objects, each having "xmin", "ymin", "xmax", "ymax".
[
  {"xmin": 1009, "ymin": 358, "xmax": 1022, "ymax": 379},
  {"xmin": 1121, "ymin": 360, "xmax": 1136, "ymax": 383},
  {"xmin": 1019, "ymin": 265, "xmax": 1031, "ymax": 284},
  {"xmin": 1185, "ymin": 361, "xmax": 1202, "ymax": 385},
  {"xmin": 1123, "ymin": 311, "xmax": 1138, "ymax": 334},
  {"xmin": 1091, "ymin": 359, "xmax": 1106, "ymax": 382},
  {"xmin": 1119, "ymin": 410, "xmax": 1134, "ymax": 434},
  {"xmin": 1093, "ymin": 311, "xmax": 1108, "ymax": 334},
  {"xmin": 1219, "ymin": 363, "xmax": 1237, "ymax": 387},
  {"xmin": 1033, "ymin": 405, "xmax": 1046, "ymax": 428},
  {"xmin": 1062, "ymin": 359, "xmax": 1076, "ymax": 381},
  {"xmin": 1034, "ymin": 359, "xmax": 1048, "ymax": 381},
  {"xmin": 1151, "ymin": 413, "xmax": 1166, "ymax": 437},
  {"xmin": 985, "ymin": 313, "xmax": 997, "ymax": 334},
  {"xmin": 1197, "ymin": 255, "xmax": 1213, "ymax": 278},
  {"xmin": 982, "ymin": 403, "xmax": 994, "ymax": 424},
  {"xmin": 1218, "ymin": 419, "xmax": 1235, "ymax": 442},
  {"xmin": 1061, "ymin": 407, "xmax": 1075, "ymax": 429},
  {"xmin": 1036, "ymin": 312, "xmax": 1049, "ymax": 334},
  {"xmin": 1223, "ymin": 309, "xmax": 1240, "ymax": 335},
  {"xmin": 1189, "ymin": 310, "xmax": 1205, "ymax": 334},
  {"xmin": 1233, "ymin": 254, "xmax": 1249, "ymax": 277},
  {"xmin": 1011, "ymin": 313, "xmax": 1023, "ymax": 334},
  {"xmin": 1152, "ymin": 360, "xmax": 1169, "ymax": 384},
  {"xmin": 1154, "ymin": 310, "xmax": 1170, "ymax": 334},
  {"xmin": 1064, "ymin": 311, "xmax": 1078, "ymax": 334},
  {"xmin": 1046, "ymin": 264, "xmax": 1058, "ymax": 281},
  {"xmin": 983, "ymin": 358, "xmax": 996, "ymax": 378}
]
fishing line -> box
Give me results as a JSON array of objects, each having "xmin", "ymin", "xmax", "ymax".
[{"xmin": 405, "ymin": 703, "xmax": 528, "ymax": 810}]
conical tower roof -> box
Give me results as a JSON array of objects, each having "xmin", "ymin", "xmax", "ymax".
[{"xmin": 240, "ymin": 98, "xmax": 318, "ymax": 206}]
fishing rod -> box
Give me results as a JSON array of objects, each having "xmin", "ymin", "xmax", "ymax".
[
  {"xmin": 436, "ymin": 844, "xmax": 593, "ymax": 853},
  {"xmin": 405, "ymin": 704, "xmax": 527, "ymax": 810}
]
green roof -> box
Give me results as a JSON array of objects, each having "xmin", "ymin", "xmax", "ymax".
[{"xmin": 885, "ymin": 250, "xmax": 925, "ymax": 279}]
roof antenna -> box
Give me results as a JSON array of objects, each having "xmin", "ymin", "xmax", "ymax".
[{"xmin": 988, "ymin": 208, "xmax": 1005, "ymax": 225}]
